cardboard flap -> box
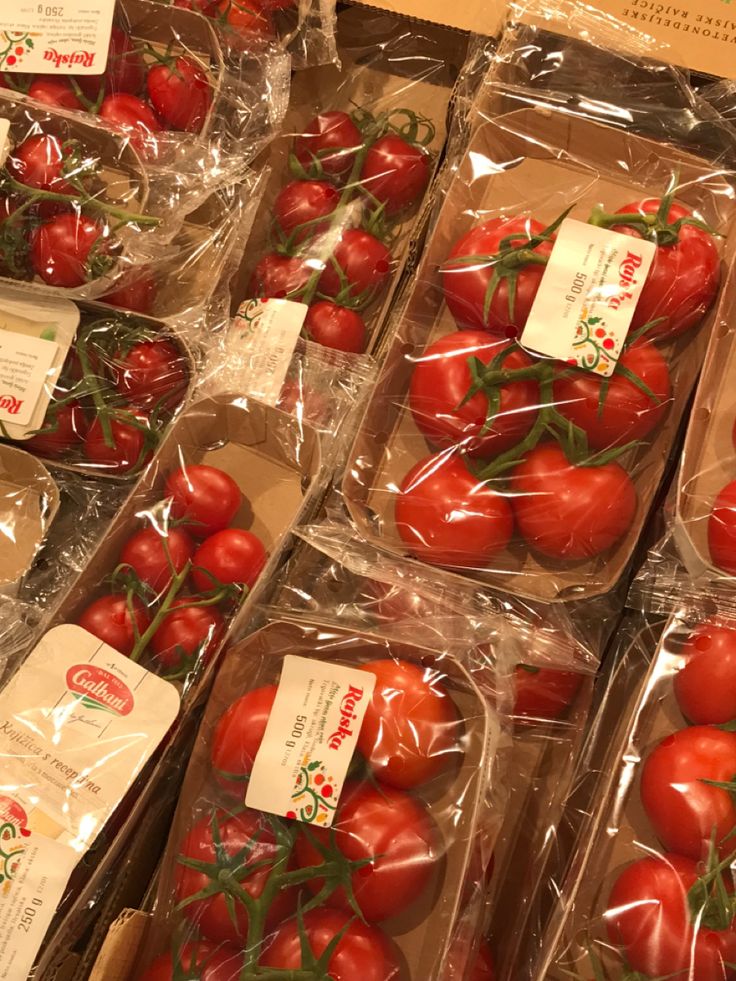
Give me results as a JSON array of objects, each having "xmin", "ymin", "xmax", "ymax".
[{"xmin": 0, "ymin": 446, "xmax": 59, "ymax": 591}]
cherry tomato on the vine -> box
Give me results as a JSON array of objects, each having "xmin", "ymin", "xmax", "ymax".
[
  {"xmin": 319, "ymin": 229, "xmax": 391, "ymax": 303},
  {"xmin": 28, "ymin": 77, "xmax": 83, "ymax": 111},
  {"xmin": 99, "ymin": 94, "xmax": 162, "ymax": 160},
  {"xmin": 304, "ymin": 300, "xmax": 367, "ymax": 353},
  {"xmin": 75, "ymin": 27, "xmax": 146, "ymax": 100},
  {"xmin": 249, "ymin": 253, "xmax": 311, "ymax": 300},
  {"xmin": 513, "ymin": 665, "xmax": 583, "ymax": 720},
  {"xmin": 7, "ymin": 134, "xmax": 74, "ymax": 194},
  {"xmin": 274, "ymin": 179, "xmax": 340, "ymax": 242},
  {"xmin": 83, "ymin": 410, "xmax": 152, "ymax": 473},
  {"xmin": 77, "ymin": 593, "xmax": 151, "ymax": 656},
  {"xmin": 210, "ymin": 685, "xmax": 277, "ymax": 795},
  {"xmin": 708, "ymin": 479, "xmax": 736, "ymax": 575},
  {"xmin": 26, "ymin": 400, "xmax": 88, "ymax": 458},
  {"xmin": 165, "ymin": 465, "xmax": 243, "ymax": 537},
  {"xmin": 140, "ymin": 942, "xmax": 243, "ymax": 981},
  {"xmin": 674, "ymin": 620, "xmax": 736, "ymax": 724},
  {"xmin": 101, "ymin": 268, "xmax": 157, "ymax": 314},
  {"xmin": 360, "ymin": 133, "xmax": 430, "ymax": 216},
  {"xmin": 146, "ymin": 56, "xmax": 212, "ymax": 133},
  {"xmin": 294, "ymin": 111, "xmax": 363, "ymax": 179},
  {"xmin": 31, "ymin": 214, "xmax": 109, "ymax": 288},
  {"xmin": 191, "ymin": 529, "xmax": 267, "ymax": 592},
  {"xmin": 120, "ymin": 525, "xmax": 194, "ymax": 593},
  {"xmin": 215, "ymin": 0, "xmax": 274, "ymax": 35},
  {"xmin": 111, "ymin": 339, "xmax": 188, "ymax": 409},
  {"xmin": 444, "ymin": 938, "xmax": 495, "ymax": 981},
  {"xmin": 150, "ymin": 598, "xmax": 224, "ymax": 670}
]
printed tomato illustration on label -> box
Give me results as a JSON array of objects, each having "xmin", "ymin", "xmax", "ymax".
[
  {"xmin": 0, "ymin": 797, "xmax": 29, "ymax": 892},
  {"xmin": 65, "ymin": 665, "xmax": 135, "ymax": 717},
  {"xmin": 287, "ymin": 759, "xmax": 338, "ymax": 825}
]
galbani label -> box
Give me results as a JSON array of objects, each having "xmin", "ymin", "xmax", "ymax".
[
  {"xmin": 521, "ymin": 218, "xmax": 656, "ymax": 377},
  {"xmin": 246, "ymin": 656, "xmax": 376, "ymax": 827},
  {"xmin": 65, "ymin": 666, "xmax": 135, "ymax": 717}
]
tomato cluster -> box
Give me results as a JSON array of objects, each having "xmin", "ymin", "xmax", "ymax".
[
  {"xmin": 141, "ymin": 653, "xmax": 467, "ymax": 979},
  {"xmin": 706, "ymin": 430, "xmax": 736, "ymax": 574},
  {"xmin": 394, "ymin": 188, "xmax": 720, "ymax": 574},
  {"xmin": 170, "ymin": 0, "xmax": 295, "ymax": 39},
  {"xmin": 2, "ymin": 25, "xmax": 213, "ymax": 157},
  {"xmin": 10, "ymin": 313, "xmax": 189, "ymax": 475},
  {"xmin": 247, "ymin": 107, "xmax": 433, "ymax": 353},
  {"xmin": 75, "ymin": 463, "xmax": 266, "ymax": 677}
]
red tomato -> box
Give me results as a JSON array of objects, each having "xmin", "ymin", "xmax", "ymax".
[
  {"xmin": 363, "ymin": 579, "xmax": 436, "ymax": 622},
  {"xmin": 444, "ymin": 939, "xmax": 495, "ymax": 981},
  {"xmin": 28, "ymin": 77, "xmax": 83, "ymax": 111},
  {"xmin": 294, "ymin": 780, "xmax": 437, "ymax": 921},
  {"xmin": 249, "ymin": 253, "xmax": 311, "ymax": 300},
  {"xmin": 641, "ymin": 726, "xmax": 736, "ymax": 860},
  {"xmin": 513, "ymin": 665, "xmax": 583, "ymax": 720},
  {"xmin": 510, "ymin": 443, "xmax": 637, "ymax": 560},
  {"xmin": 357, "ymin": 658, "xmax": 463, "ymax": 789},
  {"xmin": 304, "ymin": 301, "xmax": 367, "ymax": 353},
  {"xmin": 175, "ymin": 809, "xmax": 297, "ymax": 946},
  {"xmin": 273, "ymin": 180, "xmax": 339, "ymax": 241},
  {"xmin": 294, "ymin": 111, "xmax": 363, "ymax": 179},
  {"xmin": 165, "ymin": 465, "xmax": 242, "ymax": 538},
  {"xmin": 395, "ymin": 451, "xmax": 514, "ymax": 568},
  {"xmin": 6, "ymin": 134, "xmax": 73, "ymax": 193},
  {"xmin": 75, "ymin": 27, "xmax": 146, "ymax": 99},
  {"xmin": 442, "ymin": 216, "xmax": 554, "ymax": 335},
  {"xmin": 675, "ymin": 621, "xmax": 736, "ymax": 724},
  {"xmin": 611, "ymin": 199, "xmax": 720, "ymax": 340},
  {"xmin": 99, "ymin": 94, "xmax": 161, "ymax": 159},
  {"xmin": 140, "ymin": 942, "xmax": 243, "ymax": 981},
  {"xmin": 216, "ymin": 0, "xmax": 274, "ymax": 35},
  {"xmin": 553, "ymin": 340, "xmax": 672, "ymax": 449},
  {"xmin": 319, "ymin": 229, "xmax": 391, "ymax": 303},
  {"xmin": 261, "ymin": 909, "xmax": 401, "ymax": 981},
  {"xmin": 31, "ymin": 215, "xmax": 108, "ymax": 288},
  {"xmin": 708, "ymin": 479, "xmax": 736, "ymax": 574},
  {"xmin": 146, "ymin": 56, "xmax": 212, "ymax": 133},
  {"xmin": 360, "ymin": 134, "xmax": 430, "ymax": 215},
  {"xmin": 83, "ymin": 411, "xmax": 152, "ymax": 473},
  {"xmin": 191, "ymin": 529, "xmax": 267, "ymax": 592},
  {"xmin": 26, "ymin": 400, "xmax": 88, "ymax": 458},
  {"xmin": 77, "ymin": 593, "xmax": 151, "ymax": 656},
  {"xmin": 111, "ymin": 339, "xmax": 187, "ymax": 408},
  {"xmin": 276, "ymin": 378, "xmax": 329, "ymax": 425},
  {"xmin": 150, "ymin": 598, "xmax": 224, "ymax": 669},
  {"xmin": 100, "ymin": 268, "xmax": 157, "ymax": 314},
  {"xmin": 606, "ymin": 853, "xmax": 736, "ymax": 980},
  {"xmin": 120, "ymin": 525, "xmax": 194, "ymax": 593},
  {"xmin": 210, "ymin": 685, "xmax": 277, "ymax": 795},
  {"xmin": 409, "ymin": 332, "xmax": 539, "ymax": 458}
]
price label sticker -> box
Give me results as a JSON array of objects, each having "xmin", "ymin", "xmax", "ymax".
[
  {"xmin": 0, "ymin": 1, "xmax": 115, "ymax": 75},
  {"xmin": 228, "ymin": 298, "xmax": 308, "ymax": 407}
]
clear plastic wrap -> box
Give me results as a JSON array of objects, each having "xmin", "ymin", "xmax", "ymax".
[
  {"xmin": 134, "ymin": 614, "xmax": 508, "ymax": 981},
  {"xmin": 340, "ymin": 13, "xmax": 735, "ymax": 605}
]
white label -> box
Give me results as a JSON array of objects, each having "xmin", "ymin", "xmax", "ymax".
[
  {"xmin": 0, "ymin": 625, "xmax": 180, "ymax": 981},
  {"xmin": 229, "ymin": 298, "xmax": 308, "ymax": 407},
  {"xmin": 0, "ymin": 1, "xmax": 115, "ymax": 75},
  {"xmin": 0, "ymin": 120, "xmax": 9, "ymax": 170},
  {"xmin": 246, "ymin": 656, "xmax": 376, "ymax": 827},
  {"xmin": 0, "ymin": 289, "xmax": 79, "ymax": 439},
  {"xmin": 521, "ymin": 219, "xmax": 657, "ymax": 377}
]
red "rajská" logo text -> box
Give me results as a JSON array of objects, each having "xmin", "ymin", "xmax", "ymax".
[
  {"xmin": 327, "ymin": 685, "xmax": 365, "ymax": 750},
  {"xmin": 43, "ymin": 48, "xmax": 96, "ymax": 70},
  {"xmin": 0, "ymin": 395, "xmax": 23, "ymax": 416},
  {"xmin": 608, "ymin": 251, "xmax": 644, "ymax": 310}
]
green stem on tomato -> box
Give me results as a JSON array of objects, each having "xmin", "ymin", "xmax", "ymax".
[{"xmin": 2, "ymin": 176, "xmax": 160, "ymax": 227}]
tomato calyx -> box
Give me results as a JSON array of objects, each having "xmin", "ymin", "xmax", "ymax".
[{"xmin": 687, "ymin": 839, "xmax": 736, "ymax": 932}]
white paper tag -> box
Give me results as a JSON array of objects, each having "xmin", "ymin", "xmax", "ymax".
[
  {"xmin": 0, "ymin": 289, "xmax": 79, "ymax": 439},
  {"xmin": 229, "ymin": 298, "xmax": 308, "ymax": 407},
  {"xmin": 246, "ymin": 656, "xmax": 376, "ymax": 827},
  {"xmin": 0, "ymin": 120, "xmax": 9, "ymax": 170},
  {"xmin": 521, "ymin": 218, "xmax": 657, "ymax": 377},
  {"xmin": 0, "ymin": 625, "xmax": 180, "ymax": 981},
  {"xmin": 0, "ymin": 1, "xmax": 115, "ymax": 75}
]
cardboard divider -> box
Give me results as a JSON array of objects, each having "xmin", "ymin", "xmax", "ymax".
[{"xmin": 342, "ymin": 106, "xmax": 735, "ymax": 603}]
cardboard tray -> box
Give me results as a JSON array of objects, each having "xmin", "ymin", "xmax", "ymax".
[
  {"xmin": 342, "ymin": 106, "xmax": 735, "ymax": 603},
  {"xmin": 134, "ymin": 617, "xmax": 499, "ymax": 981},
  {"xmin": 229, "ymin": 4, "xmax": 468, "ymax": 355}
]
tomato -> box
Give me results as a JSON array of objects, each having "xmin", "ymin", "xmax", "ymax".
[
  {"xmin": 606, "ymin": 853, "xmax": 736, "ymax": 981},
  {"xmin": 111, "ymin": 339, "xmax": 187, "ymax": 408},
  {"xmin": 6, "ymin": 134, "xmax": 73, "ymax": 194},
  {"xmin": 77, "ymin": 593, "xmax": 151, "ymax": 656},
  {"xmin": 510, "ymin": 443, "xmax": 637, "ymax": 560},
  {"xmin": 261, "ymin": 909, "xmax": 401, "ymax": 981},
  {"xmin": 513, "ymin": 665, "xmax": 583, "ymax": 720},
  {"xmin": 75, "ymin": 27, "xmax": 146, "ymax": 99},
  {"xmin": 641, "ymin": 725, "xmax": 736, "ymax": 860},
  {"xmin": 165, "ymin": 465, "xmax": 242, "ymax": 537},
  {"xmin": 100, "ymin": 268, "xmax": 157, "ymax": 314},
  {"xmin": 99, "ymin": 94, "xmax": 161, "ymax": 159},
  {"xmin": 675, "ymin": 621, "xmax": 736, "ymax": 724},
  {"xmin": 120, "ymin": 525, "xmax": 194, "ymax": 593},
  {"xmin": 146, "ymin": 56, "xmax": 212, "ymax": 133},
  {"xmin": 363, "ymin": 579, "xmax": 436, "ymax": 622},
  {"xmin": 444, "ymin": 939, "xmax": 495, "ymax": 981},
  {"xmin": 216, "ymin": 0, "xmax": 274, "ymax": 35},
  {"xmin": 708, "ymin": 480, "xmax": 736, "ymax": 574},
  {"xmin": 360, "ymin": 134, "xmax": 430, "ymax": 216},
  {"xmin": 610, "ymin": 199, "xmax": 721, "ymax": 340},
  {"xmin": 273, "ymin": 180, "xmax": 340, "ymax": 242},
  {"xmin": 28, "ymin": 77, "xmax": 83, "ymax": 111},
  {"xmin": 294, "ymin": 111, "xmax": 363, "ymax": 179},
  {"xmin": 395, "ymin": 451, "xmax": 514, "ymax": 568},
  {"xmin": 31, "ymin": 215, "xmax": 108, "ymax": 288},
  {"xmin": 319, "ymin": 229, "xmax": 391, "ymax": 303},
  {"xmin": 553, "ymin": 340, "xmax": 672, "ymax": 449},
  {"xmin": 294, "ymin": 780, "xmax": 437, "ymax": 921},
  {"xmin": 249, "ymin": 253, "xmax": 311, "ymax": 300},
  {"xmin": 83, "ymin": 411, "xmax": 152, "ymax": 473},
  {"xmin": 409, "ymin": 332, "xmax": 539, "ymax": 458},
  {"xmin": 26, "ymin": 400, "xmax": 88, "ymax": 458},
  {"xmin": 140, "ymin": 942, "xmax": 243, "ymax": 981},
  {"xmin": 442, "ymin": 217, "xmax": 554, "ymax": 335},
  {"xmin": 150, "ymin": 598, "xmax": 224, "ymax": 669},
  {"xmin": 175, "ymin": 809, "xmax": 297, "ymax": 946},
  {"xmin": 191, "ymin": 529, "xmax": 267, "ymax": 592},
  {"xmin": 210, "ymin": 685, "xmax": 277, "ymax": 794},
  {"xmin": 304, "ymin": 301, "xmax": 367, "ymax": 353},
  {"xmin": 357, "ymin": 658, "xmax": 463, "ymax": 789}
]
